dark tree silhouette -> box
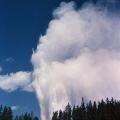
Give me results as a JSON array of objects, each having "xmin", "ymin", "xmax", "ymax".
[
  {"xmin": 52, "ymin": 111, "xmax": 59, "ymax": 120},
  {"xmin": 0, "ymin": 105, "xmax": 39, "ymax": 120},
  {"xmin": 52, "ymin": 98, "xmax": 120, "ymax": 120}
]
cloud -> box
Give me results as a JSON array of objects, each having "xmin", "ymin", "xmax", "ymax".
[
  {"xmin": 0, "ymin": 71, "xmax": 31, "ymax": 92},
  {"xmin": 5, "ymin": 57, "xmax": 15, "ymax": 63},
  {"xmin": 31, "ymin": 1, "xmax": 120, "ymax": 120},
  {"xmin": 0, "ymin": 67, "xmax": 2, "ymax": 73},
  {"xmin": 11, "ymin": 105, "xmax": 19, "ymax": 111}
]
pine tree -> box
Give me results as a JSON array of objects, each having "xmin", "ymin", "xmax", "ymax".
[
  {"xmin": 52, "ymin": 98, "xmax": 120, "ymax": 120},
  {"xmin": 58, "ymin": 110, "xmax": 63, "ymax": 120},
  {"xmin": 52, "ymin": 111, "xmax": 59, "ymax": 120}
]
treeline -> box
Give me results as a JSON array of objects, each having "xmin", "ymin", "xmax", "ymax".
[
  {"xmin": 52, "ymin": 98, "xmax": 120, "ymax": 120},
  {"xmin": 0, "ymin": 105, "xmax": 39, "ymax": 120}
]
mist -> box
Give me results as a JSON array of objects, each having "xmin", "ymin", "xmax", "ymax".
[{"xmin": 30, "ymin": 1, "xmax": 120, "ymax": 120}]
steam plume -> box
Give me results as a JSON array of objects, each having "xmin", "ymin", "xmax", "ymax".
[{"xmin": 31, "ymin": 1, "xmax": 120, "ymax": 120}]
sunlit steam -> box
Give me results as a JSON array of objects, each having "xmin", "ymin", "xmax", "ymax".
[{"xmin": 31, "ymin": 1, "xmax": 120, "ymax": 120}]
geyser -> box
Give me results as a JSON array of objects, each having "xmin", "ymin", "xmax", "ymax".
[{"xmin": 31, "ymin": 1, "xmax": 120, "ymax": 120}]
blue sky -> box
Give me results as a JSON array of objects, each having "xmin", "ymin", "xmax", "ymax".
[
  {"xmin": 0, "ymin": 0, "xmax": 88, "ymax": 73},
  {"xmin": 0, "ymin": 0, "xmax": 120, "ymax": 118},
  {"xmin": 0, "ymin": 0, "xmax": 91, "ymax": 116},
  {"xmin": 0, "ymin": 0, "xmax": 87, "ymax": 117}
]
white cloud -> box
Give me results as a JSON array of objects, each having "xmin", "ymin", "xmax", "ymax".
[
  {"xmin": 0, "ymin": 71, "xmax": 31, "ymax": 92},
  {"xmin": 31, "ymin": 2, "xmax": 120, "ymax": 120},
  {"xmin": 11, "ymin": 105, "xmax": 19, "ymax": 111}
]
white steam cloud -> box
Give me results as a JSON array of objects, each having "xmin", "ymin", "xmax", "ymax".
[{"xmin": 31, "ymin": 2, "xmax": 120, "ymax": 120}]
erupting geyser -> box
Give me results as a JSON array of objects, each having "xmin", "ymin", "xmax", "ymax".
[{"xmin": 31, "ymin": 1, "xmax": 120, "ymax": 120}]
